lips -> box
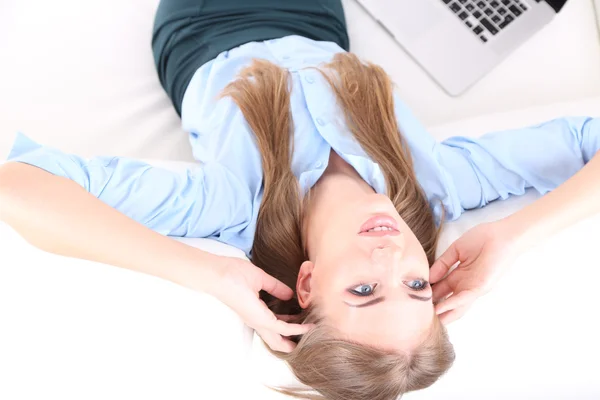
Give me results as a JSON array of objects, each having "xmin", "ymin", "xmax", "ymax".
[{"xmin": 359, "ymin": 214, "xmax": 401, "ymax": 237}]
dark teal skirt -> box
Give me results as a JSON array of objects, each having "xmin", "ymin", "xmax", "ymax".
[{"xmin": 151, "ymin": 0, "xmax": 350, "ymax": 116}]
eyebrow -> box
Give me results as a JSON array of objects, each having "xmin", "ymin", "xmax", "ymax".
[
  {"xmin": 408, "ymin": 294, "xmax": 432, "ymax": 302},
  {"xmin": 345, "ymin": 293, "xmax": 432, "ymax": 308}
]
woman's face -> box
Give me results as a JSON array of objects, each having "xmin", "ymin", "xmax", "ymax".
[{"xmin": 298, "ymin": 191, "xmax": 435, "ymax": 351}]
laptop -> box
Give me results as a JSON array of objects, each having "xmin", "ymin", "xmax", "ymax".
[{"xmin": 357, "ymin": 0, "xmax": 568, "ymax": 96}]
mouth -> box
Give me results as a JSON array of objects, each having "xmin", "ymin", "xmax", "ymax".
[{"xmin": 359, "ymin": 214, "xmax": 401, "ymax": 237}]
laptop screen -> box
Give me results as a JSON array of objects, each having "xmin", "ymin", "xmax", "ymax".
[{"xmin": 545, "ymin": 0, "xmax": 567, "ymax": 12}]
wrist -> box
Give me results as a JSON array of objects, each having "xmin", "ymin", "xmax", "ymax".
[
  {"xmin": 162, "ymin": 243, "xmax": 224, "ymax": 295},
  {"xmin": 497, "ymin": 211, "xmax": 544, "ymax": 255}
]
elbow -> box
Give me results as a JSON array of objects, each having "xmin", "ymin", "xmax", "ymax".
[
  {"xmin": 0, "ymin": 163, "xmax": 19, "ymax": 219},
  {"xmin": 0, "ymin": 164, "xmax": 13, "ymax": 221},
  {"xmin": 0, "ymin": 162, "xmax": 38, "ymax": 220},
  {"xmin": 0, "ymin": 161, "xmax": 29, "ymax": 188}
]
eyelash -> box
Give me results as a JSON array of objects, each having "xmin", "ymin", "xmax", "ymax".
[
  {"xmin": 349, "ymin": 283, "xmax": 377, "ymax": 297},
  {"xmin": 406, "ymin": 280, "xmax": 430, "ymax": 291},
  {"xmin": 348, "ymin": 280, "xmax": 430, "ymax": 296}
]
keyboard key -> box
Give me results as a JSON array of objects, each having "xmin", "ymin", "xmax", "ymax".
[
  {"xmin": 466, "ymin": 20, "xmax": 473, "ymax": 27},
  {"xmin": 491, "ymin": 1, "xmax": 499, "ymax": 7},
  {"xmin": 458, "ymin": 0, "xmax": 467, "ymax": 3},
  {"xmin": 498, "ymin": 14, "xmax": 514, "ymax": 28},
  {"xmin": 473, "ymin": 10, "xmax": 482, "ymax": 18},
  {"xmin": 509, "ymin": 4, "xmax": 522, "ymax": 16},
  {"xmin": 467, "ymin": 15, "xmax": 479, "ymax": 26},
  {"xmin": 501, "ymin": 0, "xmax": 510, "ymax": 4},
  {"xmin": 480, "ymin": 18, "xmax": 498, "ymax": 35},
  {"xmin": 484, "ymin": 8, "xmax": 493, "ymax": 16},
  {"xmin": 492, "ymin": 15, "xmax": 501, "ymax": 23},
  {"xmin": 459, "ymin": 11, "xmax": 468, "ymax": 19},
  {"xmin": 450, "ymin": 2, "xmax": 462, "ymax": 12},
  {"xmin": 480, "ymin": 35, "xmax": 488, "ymax": 43},
  {"xmin": 466, "ymin": 3, "xmax": 475, "ymax": 11},
  {"xmin": 477, "ymin": 1, "xmax": 486, "ymax": 8},
  {"xmin": 498, "ymin": 7, "xmax": 507, "ymax": 15},
  {"xmin": 442, "ymin": 0, "xmax": 451, "ymax": 3},
  {"xmin": 520, "ymin": 3, "xmax": 528, "ymax": 11},
  {"xmin": 473, "ymin": 25, "xmax": 483, "ymax": 34}
]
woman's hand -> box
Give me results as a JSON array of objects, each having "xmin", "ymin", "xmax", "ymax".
[
  {"xmin": 208, "ymin": 256, "xmax": 313, "ymax": 353},
  {"xmin": 429, "ymin": 220, "xmax": 522, "ymax": 325}
]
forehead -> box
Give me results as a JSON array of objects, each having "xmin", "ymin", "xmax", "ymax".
[{"xmin": 323, "ymin": 298, "xmax": 434, "ymax": 349}]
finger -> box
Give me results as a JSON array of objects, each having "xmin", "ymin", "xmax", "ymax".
[
  {"xmin": 438, "ymin": 305, "xmax": 470, "ymax": 325},
  {"xmin": 275, "ymin": 314, "xmax": 302, "ymax": 323},
  {"xmin": 258, "ymin": 330, "xmax": 296, "ymax": 353},
  {"xmin": 435, "ymin": 289, "xmax": 478, "ymax": 315},
  {"xmin": 432, "ymin": 279, "xmax": 453, "ymax": 304},
  {"xmin": 260, "ymin": 271, "xmax": 294, "ymax": 301},
  {"xmin": 430, "ymin": 244, "xmax": 460, "ymax": 284},
  {"xmin": 253, "ymin": 298, "xmax": 299, "ymax": 330},
  {"xmin": 271, "ymin": 319, "xmax": 315, "ymax": 337}
]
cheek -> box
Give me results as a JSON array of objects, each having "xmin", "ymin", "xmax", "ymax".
[
  {"xmin": 311, "ymin": 262, "xmax": 344, "ymax": 300},
  {"xmin": 310, "ymin": 265, "xmax": 331, "ymax": 295},
  {"xmin": 321, "ymin": 229, "xmax": 359, "ymax": 262},
  {"xmin": 326, "ymin": 222, "xmax": 355, "ymax": 244}
]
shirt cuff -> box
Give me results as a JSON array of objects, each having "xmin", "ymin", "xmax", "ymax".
[{"xmin": 5, "ymin": 132, "xmax": 87, "ymax": 189}]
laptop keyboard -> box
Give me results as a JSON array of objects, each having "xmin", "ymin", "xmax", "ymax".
[{"xmin": 441, "ymin": 0, "xmax": 534, "ymax": 43}]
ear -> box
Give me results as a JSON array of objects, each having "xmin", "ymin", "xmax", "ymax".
[{"xmin": 296, "ymin": 261, "xmax": 315, "ymax": 309}]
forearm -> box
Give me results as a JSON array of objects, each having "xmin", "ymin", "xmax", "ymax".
[
  {"xmin": 501, "ymin": 150, "xmax": 600, "ymax": 251},
  {"xmin": 0, "ymin": 162, "xmax": 220, "ymax": 292}
]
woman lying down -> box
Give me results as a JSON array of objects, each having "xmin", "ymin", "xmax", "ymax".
[{"xmin": 1, "ymin": 0, "xmax": 599, "ymax": 399}]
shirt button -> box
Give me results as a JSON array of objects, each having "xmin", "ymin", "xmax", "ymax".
[
  {"xmin": 316, "ymin": 117, "xmax": 325, "ymax": 126},
  {"xmin": 305, "ymin": 76, "xmax": 314, "ymax": 84}
]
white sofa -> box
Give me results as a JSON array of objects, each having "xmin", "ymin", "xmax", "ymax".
[{"xmin": 1, "ymin": 1, "xmax": 600, "ymax": 399}]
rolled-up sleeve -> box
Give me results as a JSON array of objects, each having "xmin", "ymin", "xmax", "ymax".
[
  {"xmin": 437, "ymin": 117, "xmax": 600, "ymax": 213},
  {"xmin": 5, "ymin": 133, "xmax": 242, "ymax": 237}
]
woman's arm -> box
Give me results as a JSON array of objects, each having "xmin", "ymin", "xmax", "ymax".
[
  {"xmin": 0, "ymin": 133, "xmax": 225, "ymax": 288},
  {"xmin": 430, "ymin": 152, "xmax": 600, "ymax": 324},
  {"xmin": 0, "ymin": 161, "xmax": 219, "ymax": 292},
  {"xmin": 429, "ymin": 117, "xmax": 600, "ymax": 324},
  {"xmin": 2, "ymin": 133, "xmax": 248, "ymax": 237},
  {"xmin": 0, "ymin": 159, "xmax": 310, "ymax": 352}
]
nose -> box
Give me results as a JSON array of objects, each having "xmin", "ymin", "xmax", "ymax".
[{"xmin": 371, "ymin": 244, "xmax": 404, "ymax": 288}]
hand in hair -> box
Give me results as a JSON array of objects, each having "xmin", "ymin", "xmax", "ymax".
[
  {"xmin": 211, "ymin": 256, "xmax": 314, "ymax": 353},
  {"xmin": 429, "ymin": 221, "xmax": 520, "ymax": 324}
]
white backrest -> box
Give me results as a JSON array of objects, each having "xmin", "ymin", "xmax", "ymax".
[{"xmin": 595, "ymin": 0, "xmax": 600, "ymax": 33}]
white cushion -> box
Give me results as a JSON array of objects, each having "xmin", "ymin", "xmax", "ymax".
[{"xmin": 0, "ymin": 222, "xmax": 256, "ymax": 400}]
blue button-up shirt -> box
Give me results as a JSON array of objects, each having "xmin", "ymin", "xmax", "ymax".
[{"xmin": 6, "ymin": 36, "xmax": 600, "ymax": 256}]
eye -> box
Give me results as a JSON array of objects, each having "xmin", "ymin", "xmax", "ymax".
[
  {"xmin": 349, "ymin": 283, "xmax": 377, "ymax": 296},
  {"xmin": 405, "ymin": 280, "xmax": 429, "ymax": 291}
]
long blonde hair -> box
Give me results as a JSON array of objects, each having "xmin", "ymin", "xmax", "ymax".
[{"xmin": 222, "ymin": 53, "xmax": 454, "ymax": 399}]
